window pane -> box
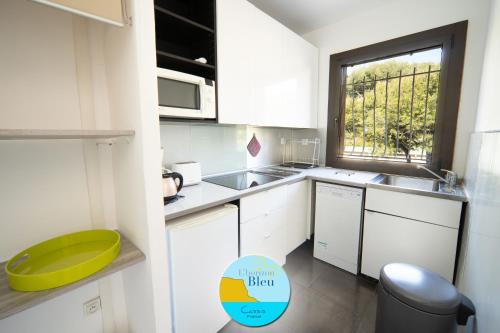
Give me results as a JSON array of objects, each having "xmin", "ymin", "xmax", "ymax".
[{"xmin": 340, "ymin": 48, "xmax": 442, "ymax": 164}]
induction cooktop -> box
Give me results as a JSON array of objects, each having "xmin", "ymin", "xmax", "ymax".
[{"xmin": 204, "ymin": 171, "xmax": 282, "ymax": 190}]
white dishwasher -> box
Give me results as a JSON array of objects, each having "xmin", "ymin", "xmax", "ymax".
[
  {"xmin": 313, "ymin": 182, "xmax": 363, "ymax": 274},
  {"xmin": 166, "ymin": 204, "xmax": 238, "ymax": 333}
]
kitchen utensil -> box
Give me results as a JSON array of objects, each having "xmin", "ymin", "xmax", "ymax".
[
  {"xmin": 163, "ymin": 170, "xmax": 183, "ymax": 200},
  {"xmin": 5, "ymin": 229, "xmax": 120, "ymax": 291},
  {"xmin": 247, "ymin": 133, "xmax": 261, "ymax": 157}
]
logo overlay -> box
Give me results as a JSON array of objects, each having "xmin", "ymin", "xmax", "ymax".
[{"xmin": 219, "ymin": 255, "xmax": 290, "ymax": 327}]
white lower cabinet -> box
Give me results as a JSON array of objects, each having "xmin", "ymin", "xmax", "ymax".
[
  {"xmin": 361, "ymin": 210, "xmax": 459, "ymax": 282},
  {"xmin": 240, "ymin": 181, "xmax": 310, "ymax": 265},
  {"xmin": 240, "ymin": 208, "xmax": 287, "ymax": 265},
  {"xmin": 285, "ymin": 180, "xmax": 310, "ymax": 254}
]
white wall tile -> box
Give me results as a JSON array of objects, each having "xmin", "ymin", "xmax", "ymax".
[
  {"xmin": 190, "ymin": 124, "xmax": 247, "ymax": 175},
  {"xmin": 160, "ymin": 123, "xmax": 246, "ymax": 175},
  {"xmin": 160, "ymin": 123, "xmax": 320, "ymax": 175},
  {"xmin": 458, "ymin": 131, "xmax": 500, "ymax": 333},
  {"xmin": 159, "ymin": 124, "xmax": 192, "ymax": 169}
]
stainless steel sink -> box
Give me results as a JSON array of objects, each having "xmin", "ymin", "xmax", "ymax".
[{"xmin": 374, "ymin": 174, "xmax": 440, "ymax": 192}]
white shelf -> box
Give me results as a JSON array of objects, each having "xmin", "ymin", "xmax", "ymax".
[{"xmin": 0, "ymin": 129, "xmax": 135, "ymax": 140}]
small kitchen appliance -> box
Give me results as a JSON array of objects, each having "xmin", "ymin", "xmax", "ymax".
[
  {"xmin": 157, "ymin": 68, "xmax": 216, "ymax": 119},
  {"xmin": 171, "ymin": 161, "xmax": 202, "ymax": 186},
  {"xmin": 163, "ymin": 170, "xmax": 183, "ymax": 204}
]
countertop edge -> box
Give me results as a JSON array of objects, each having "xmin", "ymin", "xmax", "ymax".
[
  {"xmin": 165, "ymin": 174, "xmax": 369, "ymax": 221},
  {"xmin": 365, "ymin": 182, "xmax": 468, "ymax": 202}
]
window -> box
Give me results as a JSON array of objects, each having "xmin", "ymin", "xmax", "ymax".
[{"xmin": 326, "ymin": 22, "xmax": 467, "ymax": 176}]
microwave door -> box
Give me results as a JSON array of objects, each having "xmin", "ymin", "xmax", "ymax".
[{"xmin": 158, "ymin": 77, "xmax": 202, "ymax": 118}]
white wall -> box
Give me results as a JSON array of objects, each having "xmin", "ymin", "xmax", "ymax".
[
  {"xmin": 457, "ymin": 1, "xmax": 500, "ymax": 332},
  {"xmin": 103, "ymin": 0, "xmax": 172, "ymax": 329},
  {"xmin": 0, "ymin": 0, "xmax": 168, "ymax": 331},
  {"xmin": 474, "ymin": 0, "xmax": 500, "ymax": 132},
  {"xmin": 0, "ymin": 2, "xmax": 103, "ymax": 332},
  {"xmin": 303, "ymin": 0, "xmax": 492, "ymax": 177},
  {"xmin": 0, "ymin": 283, "xmax": 102, "ymax": 333}
]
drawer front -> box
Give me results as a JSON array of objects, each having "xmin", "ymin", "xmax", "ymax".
[
  {"xmin": 240, "ymin": 185, "xmax": 288, "ymax": 223},
  {"xmin": 361, "ymin": 210, "xmax": 458, "ymax": 281},
  {"xmin": 240, "ymin": 208, "xmax": 287, "ymax": 265},
  {"xmin": 365, "ymin": 188, "xmax": 462, "ymax": 228}
]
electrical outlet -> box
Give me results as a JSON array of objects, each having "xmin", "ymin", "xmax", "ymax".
[{"xmin": 84, "ymin": 297, "xmax": 101, "ymax": 316}]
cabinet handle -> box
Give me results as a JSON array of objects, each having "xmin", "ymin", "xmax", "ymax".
[{"xmin": 264, "ymin": 233, "xmax": 271, "ymax": 239}]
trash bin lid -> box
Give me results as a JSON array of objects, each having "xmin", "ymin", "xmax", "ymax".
[{"xmin": 380, "ymin": 263, "xmax": 461, "ymax": 315}]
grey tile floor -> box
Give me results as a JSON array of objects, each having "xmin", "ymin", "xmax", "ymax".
[{"xmin": 219, "ymin": 240, "xmax": 378, "ymax": 333}]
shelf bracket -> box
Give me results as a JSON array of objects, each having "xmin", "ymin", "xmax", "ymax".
[
  {"xmin": 121, "ymin": 0, "xmax": 133, "ymax": 26},
  {"xmin": 96, "ymin": 137, "xmax": 131, "ymax": 146}
]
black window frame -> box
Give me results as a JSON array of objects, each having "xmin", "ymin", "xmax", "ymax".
[{"xmin": 326, "ymin": 21, "xmax": 468, "ymax": 177}]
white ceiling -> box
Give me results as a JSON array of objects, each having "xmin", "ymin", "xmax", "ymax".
[{"xmin": 247, "ymin": 0, "xmax": 394, "ymax": 35}]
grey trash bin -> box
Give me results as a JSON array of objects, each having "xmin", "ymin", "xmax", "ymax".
[{"xmin": 375, "ymin": 263, "xmax": 475, "ymax": 333}]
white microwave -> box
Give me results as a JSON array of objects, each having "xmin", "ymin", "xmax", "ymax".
[{"xmin": 157, "ymin": 68, "xmax": 216, "ymax": 119}]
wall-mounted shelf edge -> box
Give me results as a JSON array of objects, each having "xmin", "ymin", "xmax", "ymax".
[
  {"xmin": 0, "ymin": 232, "xmax": 145, "ymax": 320},
  {"xmin": 0, "ymin": 129, "xmax": 135, "ymax": 140}
]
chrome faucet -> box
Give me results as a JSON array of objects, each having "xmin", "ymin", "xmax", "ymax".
[{"xmin": 417, "ymin": 165, "xmax": 458, "ymax": 192}]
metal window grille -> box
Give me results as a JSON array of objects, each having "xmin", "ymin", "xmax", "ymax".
[{"xmin": 340, "ymin": 65, "xmax": 440, "ymax": 164}]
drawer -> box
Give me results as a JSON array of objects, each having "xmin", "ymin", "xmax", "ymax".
[
  {"xmin": 240, "ymin": 185, "xmax": 287, "ymax": 223},
  {"xmin": 240, "ymin": 208, "xmax": 287, "ymax": 265},
  {"xmin": 365, "ymin": 188, "xmax": 462, "ymax": 228}
]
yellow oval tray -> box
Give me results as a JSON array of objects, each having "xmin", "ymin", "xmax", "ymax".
[{"xmin": 5, "ymin": 230, "xmax": 120, "ymax": 291}]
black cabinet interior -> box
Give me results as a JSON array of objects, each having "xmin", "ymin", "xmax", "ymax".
[
  {"xmin": 154, "ymin": 0, "xmax": 216, "ymax": 81},
  {"xmin": 155, "ymin": 0, "xmax": 214, "ymax": 29}
]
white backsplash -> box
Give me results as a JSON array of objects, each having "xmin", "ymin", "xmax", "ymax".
[
  {"xmin": 160, "ymin": 123, "xmax": 320, "ymax": 176},
  {"xmin": 245, "ymin": 126, "xmax": 292, "ymax": 170},
  {"xmin": 160, "ymin": 123, "xmax": 246, "ymax": 175}
]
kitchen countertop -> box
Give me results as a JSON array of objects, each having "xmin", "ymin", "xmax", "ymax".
[
  {"xmin": 164, "ymin": 166, "xmax": 468, "ymax": 221},
  {"xmin": 165, "ymin": 167, "xmax": 378, "ymax": 221}
]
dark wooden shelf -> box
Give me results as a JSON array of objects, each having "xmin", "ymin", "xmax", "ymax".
[
  {"xmin": 154, "ymin": 5, "xmax": 214, "ymax": 33},
  {"xmin": 0, "ymin": 232, "xmax": 145, "ymax": 320},
  {"xmin": 156, "ymin": 50, "xmax": 215, "ymax": 69}
]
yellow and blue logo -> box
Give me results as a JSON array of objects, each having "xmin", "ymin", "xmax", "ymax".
[{"xmin": 219, "ymin": 255, "xmax": 290, "ymax": 327}]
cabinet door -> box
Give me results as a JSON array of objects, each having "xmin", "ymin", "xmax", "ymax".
[
  {"xmin": 252, "ymin": 13, "xmax": 284, "ymax": 127},
  {"xmin": 240, "ymin": 208, "xmax": 287, "ymax": 266},
  {"xmin": 216, "ymin": 0, "xmax": 256, "ymax": 125},
  {"xmin": 281, "ymin": 30, "xmax": 318, "ymax": 128},
  {"xmin": 217, "ymin": 0, "xmax": 318, "ymax": 128},
  {"xmin": 361, "ymin": 211, "xmax": 458, "ymax": 281},
  {"xmin": 286, "ymin": 180, "xmax": 309, "ymax": 254}
]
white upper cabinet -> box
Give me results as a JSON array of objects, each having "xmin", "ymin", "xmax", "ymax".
[
  {"xmin": 216, "ymin": 0, "xmax": 256, "ymax": 125},
  {"xmin": 217, "ymin": 0, "xmax": 318, "ymax": 128},
  {"xmin": 280, "ymin": 29, "xmax": 318, "ymax": 128}
]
